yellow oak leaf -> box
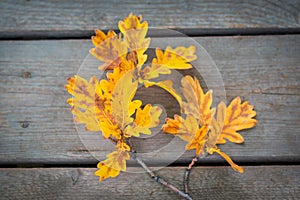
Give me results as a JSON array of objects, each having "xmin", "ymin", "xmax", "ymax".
[
  {"xmin": 181, "ymin": 75, "xmax": 215, "ymax": 126},
  {"xmin": 65, "ymin": 75, "xmax": 101, "ymax": 131},
  {"xmin": 111, "ymin": 71, "xmax": 142, "ymax": 130},
  {"xmin": 124, "ymin": 104, "xmax": 162, "ymax": 137},
  {"xmin": 216, "ymin": 97, "xmax": 257, "ymax": 144},
  {"xmin": 95, "ymin": 150, "xmax": 130, "ymax": 181},
  {"xmin": 90, "ymin": 31, "xmax": 128, "ymax": 70},
  {"xmin": 153, "ymin": 46, "xmax": 197, "ymax": 69},
  {"xmin": 118, "ymin": 13, "xmax": 150, "ymax": 68},
  {"xmin": 141, "ymin": 46, "xmax": 197, "ymax": 80}
]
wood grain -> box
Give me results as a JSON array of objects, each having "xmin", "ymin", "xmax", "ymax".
[
  {"xmin": 1, "ymin": 166, "xmax": 299, "ymax": 199},
  {"xmin": 0, "ymin": 35, "xmax": 299, "ymax": 165},
  {"xmin": 0, "ymin": 0, "xmax": 299, "ymax": 35}
]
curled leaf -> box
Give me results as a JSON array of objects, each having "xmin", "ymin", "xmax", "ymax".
[{"xmin": 208, "ymin": 147, "xmax": 244, "ymax": 173}]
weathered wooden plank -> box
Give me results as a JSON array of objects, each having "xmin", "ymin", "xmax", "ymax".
[
  {"xmin": 0, "ymin": 35, "xmax": 299, "ymax": 165},
  {"xmin": 1, "ymin": 166, "xmax": 299, "ymax": 199},
  {"xmin": 0, "ymin": 0, "xmax": 299, "ymax": 36}
]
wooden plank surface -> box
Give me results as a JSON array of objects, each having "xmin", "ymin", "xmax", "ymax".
[
  {"xmin": 0, "ymin": 35, "xmax": 299, "ymax": 165},
  {"xmin": 0, "ymin": 0, "xmax": 299, "ymax": 35},
  {"xmin": 1, "ymin": 166, "xmax": 299, "ymax": 199}
]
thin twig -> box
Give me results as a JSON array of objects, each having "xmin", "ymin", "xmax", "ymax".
[
  {"xmin": 131, "ymin": 153, "xmax": 193, "ymax": 200},
  {"xmin": 184, "ymin": 157, "xmax": 198, "ymax": 194}
]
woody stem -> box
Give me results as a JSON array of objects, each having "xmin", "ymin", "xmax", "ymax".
[
  {"xmin": 184, "ymin": 156, "xmax": 198, "ymax": 194},
  {"xmin": 131, "ymin": 152, "xmax": 193, "ymax": 200}
]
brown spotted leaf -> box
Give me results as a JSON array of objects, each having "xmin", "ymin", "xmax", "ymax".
[{"xmin": 65, "ymin": 76, "xmax": 101, "ymax": 131}]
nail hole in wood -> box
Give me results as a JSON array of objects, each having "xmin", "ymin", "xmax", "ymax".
[
  {"xmin": 21, "ymin": 122, "xmax": 29, "ymax": 128},
  {"xmin": 22, "ymin": 72, "xmax": 31, "ymax": 79}
]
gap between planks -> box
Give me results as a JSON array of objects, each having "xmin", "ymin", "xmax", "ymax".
[{"xmin": 1, "ymin": 28, "xmax": 300, "ymax": 40}]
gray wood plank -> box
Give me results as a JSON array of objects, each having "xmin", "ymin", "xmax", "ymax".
[
  {"xmin": 0, "ymin": 0, "xmax": 299, "ymax": 35},
  {"xmin": 0, "ymin": 35, "xmax": 299, "ymax": 165},
  {"xmin": 1, "ymin": 166, "xmax": 299, "ymax": 199}
]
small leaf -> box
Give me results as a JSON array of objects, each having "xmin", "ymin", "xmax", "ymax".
[
  {"xmin": 141, "ymin": 46, "xmax": 197, "ymax": 80},
  {"xmin": 152, "ymin": 46, "xmax": 197, "ymax": 69},
  {"xmin": 95, "ymin": 150, "xmax": 130, "ymax": 181},
  {"xmin": 124, "ymin": 104, "xmax": 162, "ymax": 137},
  {"xmin": 216, "ymin": 97, "xmax": 257, "ymax": 144}
]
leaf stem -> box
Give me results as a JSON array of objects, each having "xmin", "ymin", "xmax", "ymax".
[
  {"xmin": 184, "ymin": 156, "xmax": 198, "ymax": 194},
  {"xmin": 131, "ymin": 152, "xmax": 193, "ymax": 200}
]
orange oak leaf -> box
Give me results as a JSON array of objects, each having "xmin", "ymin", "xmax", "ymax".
[
  {"xmin": 95, "ymin": 150, "xmax": 130, "ymax": 181},
  {"xmin": 181, "ymin": 75, "xmax": 215, "ymax": 126},
  {"xmin": 216, "ymin": 97, "xmax": 258, "ymax": 144},
  {"xmin": 124, "ymin": 104, "xmax": 162, "ymax": 137},
  {"xmin": 118, "ymin": 13, "xmax": 150, "ymax": 68},
  {"xmin": 90, "ymin": 30, "xmax": 128, "ymax": 70}
]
